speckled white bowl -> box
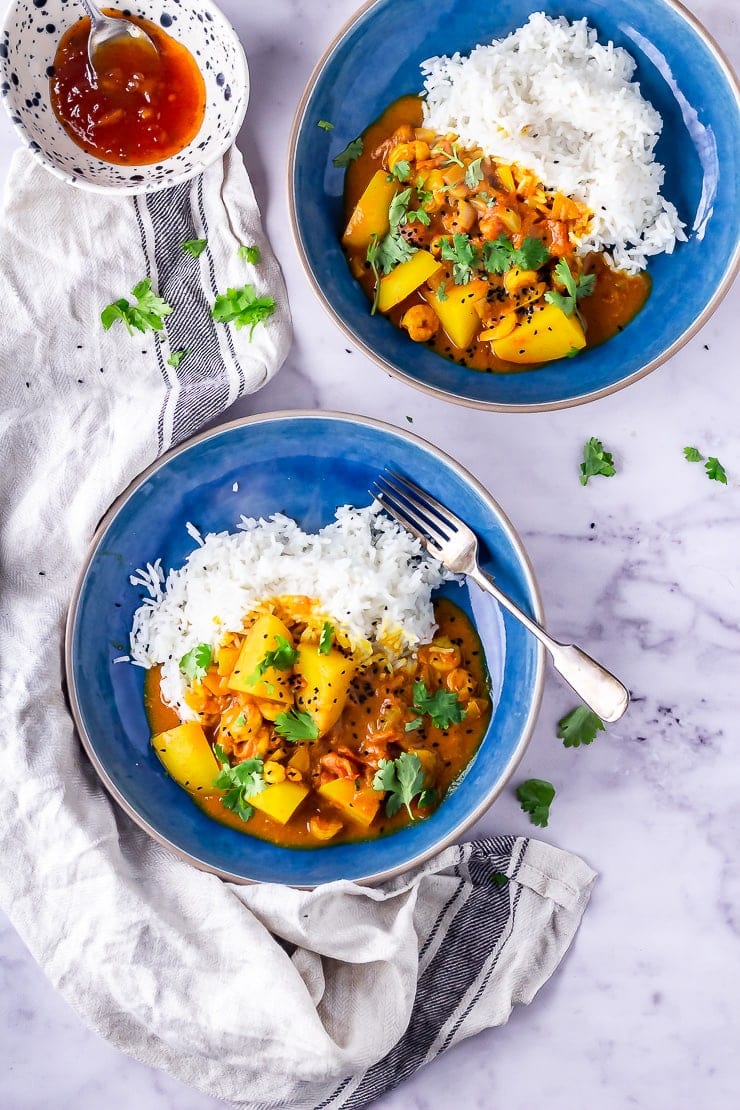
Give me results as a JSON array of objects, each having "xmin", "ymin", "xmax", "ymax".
[{"xmin": 0, "ymin": 0, "xmax": 249, "ymax": 193}]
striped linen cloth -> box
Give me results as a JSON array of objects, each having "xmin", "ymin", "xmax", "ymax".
[{"xmin": 0, "ymin": 148, "xmax": 596, "ymax": 1108}]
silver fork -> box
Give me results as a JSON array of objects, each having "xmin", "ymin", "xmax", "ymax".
[{"xmin": 371, "ymin": 469, "xmax": 629, "ymax": 723}]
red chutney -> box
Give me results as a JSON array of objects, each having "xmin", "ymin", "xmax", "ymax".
[{"xmin": 49, "ymin": 11, "xmax": 205, "ymax": 165}]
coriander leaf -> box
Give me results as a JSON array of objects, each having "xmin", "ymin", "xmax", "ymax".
[
  {"xmin": 182, "ymin": 238, "xmax": 207, "ymax": 258},
  {"xmin": 436, "ymin": 281, "xmax": 448, "ymax": 302},
  {"xmin": 482, "ymin": 234, "xmax": 515, "ymax": 275},
  {"xmin": 234, "ymin": 712, "xmax": 246, "ymax": 728},
  {"xmin": 683, "ymin": 446, "xmax": 703, "ymax": 462},
  {"xmin": 406, "ymin": 207, "xmax": 431, "ymax": 226},
  {"xmin": 705, "ymin": 456, "xmax": 727, "ymax": 484},
  {"xmin": 464, "ymin": 156, "xmax": 484, "ymax": 188},
  {"xmin": 237, "ymin": 243, "xmax": 261, "ymax": 265},
  {"xmin": 213, "ymin": 747, "xmax": 265, "ymax": 822},
  {"xmin": 211, "ymin": 284, "xmax": 276, "ymax": 338},
  {"xmin": 440, "ymin": 233, "xmax": 480, "ymax": 285},
  {"xmin": 513, "ymin": 236, "xmax": 550, "ymax": 271},
  {"xmin": 405, "ymin": 717, "xmax": 423, "ymax": 732},
  {"xmin": 388, "ymin": 160, "xmax": 411, "ymax": 182},
  {"xmin": 318, "ymin": 621, "xmax": 334, "ymax": 655},
  {"xmin": 389, "ymin": 187, "xmax": 413, "ymax": 230},
  {"xmin": 545, "ymin": 259, "xmax": 594, "ymax": 317},
  {"xmin": 179, "ymin": 643, "xmax": 212, "ymax": 683},
  {"xmin": 417, "ymin": 788, "xmax": 437, "ymax": 809},
  {"xmin": 274, "ymin": 708, "xmax": 319, "ymax": 743},
  {"xmin": 332, "ymin": 136, "xmax": 363, "ymax": 167},
  {"xmin": 415, "ymin": 185, "xmax": 433, "ymax": 207},
  {"xmin": 557, "ymin": 705, "xmax": 605, "ymax": 748},
  {"xmin": 366, "ymin": 234, "xmax": 382, "ymax": 316},
  {"xmin": 516, "ymin": 778, "xmax": 555, "ymax": 827},
  {"xmin": 101, "ymin": 278, "xmax": 173, "ymax": 336},
  {"xmin": 432, "ymin": 141, "xmax": 464, "ymax": 168},
  {"xmin": 575, "ymin": 272, "xmax": 596, "ymax": 300},
  {"xmin": 412, "ymin": 680, "xmax": 466, "ymax": 729},
  {"xmin": 492, "ymin": 871, "xmax": 508, "ymax": 888},
  {"xmin": 167, "ymin": 348, "xmax": 188, "ymax": 368},
  {"xmin": 372, "ymin": 752, "xmax": 425, "ymax": 819},
  {"xmin": 565, "ymin": 346, "xmax": 581, "ymax": 359},
  {"xmin": 579, "ymin": 437, "xmax": 616, "ymax": 486},
  {"xmin": 246, "ymin": 635, "xmax": 299, "ymax": 685},
  {"xmin": 317, "ymin": 119, "xmax": 334, "ymax": 131}
]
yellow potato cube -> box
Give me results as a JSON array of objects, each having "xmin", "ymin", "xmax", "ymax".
[
  {"xmin": 250, "ymin": 781, "xmax": 309, "ymax": 824},
  {"xmin": 425, "ymin": 281, "xmax": 484, "ymax": 349},
  {"xmin": 342, "ymin": 170, "xmax": 398, "ymax": 250},
  {"xmin": 318, "ymin": 778, "xmax": 381, "ymax": 827},
  {"xmin": 493, "ymin": 302, "xmax": 586, "ymax": 364},
  {"xmin": 151, "ymin": 722, "xmax": 220, "ymax": 794},
  {"xmin": 227, "ymin": 614, "xmax": 294, "ymax": 704},
  {"xmin": 377, "ymin": 250, "xmax": 443, "ymax": 314},
  {"xmin": 294, "ymin": 644, "xmax": 356, "ymax": 736}
]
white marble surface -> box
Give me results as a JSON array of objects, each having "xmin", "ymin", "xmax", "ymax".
[{"xmin": 1, "ymin": 1, "xmax": 739, "ymax": 1107}]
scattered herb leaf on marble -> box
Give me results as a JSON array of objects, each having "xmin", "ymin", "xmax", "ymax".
[
  {"xmin": 580, "ymin": 437, "xmax": 616, "ymax": 486},
  {"xmin": 238, "ymin": 243, "xmax": 261, "ymax": 265},
  {"xmin": 557, "ymin": 705, "xmax": 605, "ymax": 747},
  {"xmin": 683, "ymin": 446, "xmax": 703, "ymax": 462},
  {"xmin": 704, "ymin": 456, "xmax": 727, "ymax": 484},
  {"xmin": 211, "ymin": 284, "xmax": 276, "ymax": 338},
  {"xmin": 516, "ymin": 778, "xmax": 555, "ymax": 827},
  {"xmin": 101, "ymin": 279, "xmax": 173, "ymax": 335},
  {"xmin": 182, "ymin": 238, "xmax": 208, "ymax": 258},
  {"xmin": 332, "ymin": 136, "xmax": 364, "ymax": 167}
]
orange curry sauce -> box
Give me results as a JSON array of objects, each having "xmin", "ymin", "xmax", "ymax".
[
  {"xmin": 343, "ymin": 95, "xmax": 651, "ymax": 372},
  {"xmin": 145, "ymin": 599, "xmax": 491, "ymax": 847},
  {"xmin": 49, "ymin": 12, "xmax": 205, "ymax": 165}
]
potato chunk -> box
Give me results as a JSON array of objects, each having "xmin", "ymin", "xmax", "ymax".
[
  {"xmin": 492, "ymin": 302, "xmax": 586, "ymax": 363},
  {"xmin": 377, "ymin": 250, "xmax": 442, "ymax": 313},
  {"xmin": 227, "ymin": 613, "xmax": 294, "ymax": 704},
  {"xmin": 151, "ymin": 722, "xmax": 220, "ymax": 794},
  {"xmin": 424, "ymin": 280, "xmax": 486, "ymax": 349},
  {"xmin": 294, "ymin": 644, "xmax": 355, "ymax": 736},
  {"xmin": 342, "ymin": 170, "xmax": 398, "ymax": 249},
  {"xmin": 318, "ymin": 778, "xmax": 381, "ymax": 827},
  {"xmin": 250, "ymin": 781, "xmax": 309, "ymax": 824}
]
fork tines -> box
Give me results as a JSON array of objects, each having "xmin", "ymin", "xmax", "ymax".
[{"xmin": 370, "ymin": 469, "xmax": 457, "ymax": 551}]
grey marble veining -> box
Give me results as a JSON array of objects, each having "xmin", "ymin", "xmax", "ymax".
[{"xmin": 1, "ymin": 1, "xmax": 739, "ymax": 1107}]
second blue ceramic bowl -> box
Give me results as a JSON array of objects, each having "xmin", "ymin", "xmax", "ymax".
[
  {"xmin": 66, "ymin": 412, "xmax": 544, "ymax": 886},
  {"xmin": 289, "ymin": 0, "xmax": 740, "ymax": 410}
]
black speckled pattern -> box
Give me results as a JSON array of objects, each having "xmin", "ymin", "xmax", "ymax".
[{"xmin": 0, "ymin": 0, "xmax": 249, "ymax": 193}]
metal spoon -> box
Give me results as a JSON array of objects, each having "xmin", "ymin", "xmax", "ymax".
[{"xmin": 79, "ymin": 1, "xmax": 158, "ymax": 74}]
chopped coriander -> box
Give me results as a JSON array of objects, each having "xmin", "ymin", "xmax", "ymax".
[
  {"xmin": 404, "ymin": 717, "xmax": 423, "ymax": 732},
  {"xmin": 432, "ymin": 141, "xmax": 464, "ymax": 168},
  {"xmin": 415, "ymin": 184, "xmax": 433, "ymax": 208},
  {"xmin": 237, "ymin": 243, "xmax": 261, "ymax": 265},
  {"xmin": 246, "ymin": 635, "xmax": 298, "ymax": 685},
  {"xmin": 101, "ymin": 278, "xmax": 173, "ymax": 336},
  {"xmin": 372, "ymin": 752, "xmax": 426, "ymax": 819},
  {"xmin": 274, "ymin": 708, "xmax": 319, "ymax": 743},
  {"xmin": 683, "ymin": 446, "xmax": 703, "ymax": 462},
  {"xmin": 482, "ymin": 234, "xmax": 549, "ymax": 275},
  {"xmin": 557, "ymin": 706, "xmax": 605, "ymax": 748},
  {"xmin": 317, "ymin": 119, "xmax": 334, "ymax": 131},
  {"xmin": 182, "ymin": 238, "xmax": 207, "ymax": 258},
  {"xmin": 167, "ymin": 348, "xmax": 188, "ymax": 368},
  {"xmin": 515, "ymin": 237, "xmax": 550, "ymax": 271},
  {"xmin": 388, "ymin": 160, "xmax": 411, "ymax": 182},
  {"xmin": 516, "ymin": 778, "xmax": 555, "ymax": 828},
  {"xmin": 436, "ymin": 281, "xmax": 448, "ymax": 302},
  {"xmin": 417, "ymin": 788, "xmax": 437, "ymax": 809},
  {"xmin": 412, "ymin": 680, "xmax": 466, "ymax": 729},
  {"xmin": 318, "ymin": 621, "xmax": 334, "ymax": 655},
  {"xmin": 464, "ymin": 157, "xmax": 484, "ymax": 188},
  {"xmin": 211, "ymin": 284, "xmax": 276, "ymax": 338},
  {"xmin": 565, "ymin": 346, "xmax": 581, "ymax": 359},
  {"xmin": 705, "ymin": 456, "xmax": 727, "ymax": 484},
  {"xmin": 580, "ymin": 437, "xmax": 616, "ymax": 486},
  {"xmin": 389, "ymin": 187, "xmax": 413, "ymax": 230},
  {"xmin": 213, "ymin": 744, "xmax": 265, "ymax": 822},
  {"xmin": 492, "ymin": 871, "xmax": 509, "ymax": 888},
  {"xmin": 406, "ymin": 207, "xmax": 431, "ymax": 226},
  {"xmin": 545, "ymin": 259, "xmax": 595, "ymax": 317},
  {"xmin": 234, "ymin": 712, "xmax": 247, "ymax": 729},
  {"xmin": 179, "ymin": 643, "xmax": 212, "ymax": 683},
  {"xmin": 440, "ymin": 233, "xmax": 480, "ymax": 285},
  {"xmin": 366, "ymin": 228, "xmax": 416, "ymax": 314},
  {"xmin": 332, "ymin": 136, "xmax": 363, "ymax": 167}
]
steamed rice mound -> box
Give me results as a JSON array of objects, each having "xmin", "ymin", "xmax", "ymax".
[
  {"xmin": 129, "ymin": 505, "xmax": 453, "ymax": 718},
  {"xmin": 420, "ymin": 11, "xmax": 686, "ymax": 273}
]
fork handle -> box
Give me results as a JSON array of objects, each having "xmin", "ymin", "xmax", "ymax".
[{"xmin": 469, "ymin": 567, "xmax": 629, "ymax": 723}]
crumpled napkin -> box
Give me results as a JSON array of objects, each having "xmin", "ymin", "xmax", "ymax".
[{"xmin": 0, "ymin": 148, "xmax": 596, "ymax": 1108}]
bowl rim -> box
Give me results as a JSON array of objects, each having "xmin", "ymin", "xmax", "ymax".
[
  {"xmin": 286, "ymin": 0, "xmax": 740, "ymax": 413},
  {"xmin": 0, "ymin": 0, "xmax": 250, "ymax": 196},
  {"xmin": 64, "ymin": 409, "xmax": 546, "ymax": 888}
]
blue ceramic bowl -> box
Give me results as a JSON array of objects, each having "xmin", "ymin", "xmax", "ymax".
[
  {"xmin": 288, "ymin": 0, "xmax": 740, "ymax": 411},
  {"xmin": 66, "ymin": 412, "xmax": 544, "ymax": 886}
]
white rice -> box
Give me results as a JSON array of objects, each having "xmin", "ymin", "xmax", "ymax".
[
  {"xmin": 420, "ymin": 12, "xmax": 686, "ymax": 273},
  {"xmin": 128, "ymin": 504, "xmax": 452, "ymax": 719}
]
